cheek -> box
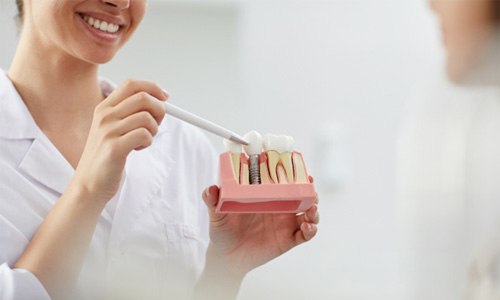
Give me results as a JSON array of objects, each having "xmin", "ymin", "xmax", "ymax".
[{"xmin": 131, "ymin": 1, "xmax": 147, "ymax": 27}]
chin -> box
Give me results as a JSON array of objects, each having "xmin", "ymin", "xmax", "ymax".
[
  {"xmin": 446, "ymin": 65, "xmax": 466, "ymax": 84},
  {"xmin": 444, "ymin": 50, "xmax": 474, "ymax": 85},
  {"xmin": 80, "ymin": 51, "xmax": 117, "ymax": 65}
]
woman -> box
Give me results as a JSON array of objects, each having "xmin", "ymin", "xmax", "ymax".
[
  {"xmin": 397, "ymin": 1, "xmax": 499, "ymax": 299},
  {"xmin": 0, "ymin": 1, "xmax": 320, "ymax": 299}
]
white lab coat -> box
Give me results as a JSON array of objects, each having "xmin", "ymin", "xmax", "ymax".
[
  {"xmin": 0, "ymin": 69, "xmax": 218, "ymax": 300},
  {"xmin": 397, "ymin": 78, "xmax": 500, "ymax": 300}
]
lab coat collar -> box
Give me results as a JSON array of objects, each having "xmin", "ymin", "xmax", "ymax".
[
  {"xmin": 18, "ymin": 132, "xmax": 75, "ymax": 196},
  {"xmin": 0, "ymin": 69, "xmax": 73, "ymax": 195}
]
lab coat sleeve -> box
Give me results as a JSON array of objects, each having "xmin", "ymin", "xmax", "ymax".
[
  {"xmin": 0, "ymin": 214, "xmax": 51, "ymax": 299},
  {"xmin": 0, "ymin": 263, "xmax": 51, "ymax": 300},
  {"xmin": 196, "ymin": 134, "xmax": 219, "ymax": 247}
]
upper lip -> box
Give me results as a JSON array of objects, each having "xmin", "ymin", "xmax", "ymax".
[{"xmin": 78, "ymin": 12, "xmax": 126, "ymax": 27}]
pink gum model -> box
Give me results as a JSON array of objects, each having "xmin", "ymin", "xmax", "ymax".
[{"xmin": 216, "ymin": 151, "xmax": 317, "ymax": 213}]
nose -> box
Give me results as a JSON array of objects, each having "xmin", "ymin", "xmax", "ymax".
[{"xmin": 101, "ymin": 0, "xmax": 130, "ymax": 10}]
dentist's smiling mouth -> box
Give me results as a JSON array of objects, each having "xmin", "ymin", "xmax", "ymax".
[{"xmin": 78, "ymin": 13, "xmax": 122, "ymax": 34}]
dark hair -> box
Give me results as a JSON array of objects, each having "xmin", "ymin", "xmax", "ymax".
[
  {"xmin": 15, "ymin": 0, "xmax": 23, "ymax": 24},
  {"xmin": 495, "ymin": 0, "xmax": 500, "ymax": 22}
]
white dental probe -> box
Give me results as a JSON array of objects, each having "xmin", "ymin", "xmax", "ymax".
[{"xmin": 163, "ymin": 102, "xmax": 248, "ymax": 145}]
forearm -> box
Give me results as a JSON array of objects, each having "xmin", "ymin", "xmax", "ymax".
[
  {"xmin": 14, "ymin": 183, "xmax": 106, "ymax": 300},
  {"xmin": 192, "ymin": 247, "xmax": 246, "ymax": 300}
]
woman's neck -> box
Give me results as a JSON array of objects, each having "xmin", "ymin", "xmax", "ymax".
[
  {"xmin": 463, "ymin": 27, "xmax": 500, "ymax": 87},
  {"xmin": 8, "ymin": 27, "xmax": 104, "ymax": 133},
  {"xmin": 7, "ymin": 29, "xmax": 108, "ymax": 168}
]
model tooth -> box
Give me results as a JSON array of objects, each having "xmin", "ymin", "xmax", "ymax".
[
  {"xmin": 263, "ymin": 134, "xmax": 280, "ymax": 184},
  {"xmin": 292, "ymin": 152, "xmax": 309, "ymax": 183},
  {"xmin": 263, "ymin": 134, "xmax": 295, "ymax": 184},
  {"xmin": 242, "ymin": 130, "xmax": 263, "ymax": 156},
  {"xmin": 277, "ymin": 164, "xmax": 288, "ymax": 184},
  {"xmin": 243, "ymin": 131, "xmax": 263, "ymax": 184},
  {"xmin": 259, "ymin": 153, "xmax": 273, "ymax": 184},
  {"xmin": 223, "ymin": 139, "xmax": 242, "ymax": 181},
  {"xmin": 279, "ymin": 135, "xmax": 295, "ymax": 183},
  {"xmin": 239, "ymin": 154, "xmax": 250, "ymax": 185}
]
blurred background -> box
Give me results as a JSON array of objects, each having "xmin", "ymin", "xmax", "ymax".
[{"xmin": 0, "ymin": 0, "xmax": 449, "ymax": 299}]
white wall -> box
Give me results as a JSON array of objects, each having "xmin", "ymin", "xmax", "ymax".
[{"xmin": 0, "ymin": 0, "xmax": 443, "ymax": 299}]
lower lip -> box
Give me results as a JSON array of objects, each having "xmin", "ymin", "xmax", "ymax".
[{"xmin": 77, "ymin": 14, "xmax": 121, "ymax": 44}]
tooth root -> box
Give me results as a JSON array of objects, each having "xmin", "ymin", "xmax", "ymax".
[
  {"xmin": 259, "ymin": 153, "xmax": 273, "ymax": 184},
  {"xmin": 266, "ymin": 150, "xmax": 280, "ymax": 184},
  {"xmin": 239, "ymin": 154, "xmax": 249, "ymax": 185},
  {"xmin": 292, "ymin": 152, "xmax": 309, "ymax": 183},
  {"xmin": 230, "ymin": 153, "xmax": 241, "ymax": 182},
  {"xmin": 276, "ymin": 164, "xmax": 288, "ymax": 184},
  {"xmin": 279, "ymin": 152, "xmax": 294, "ymax": 183}
]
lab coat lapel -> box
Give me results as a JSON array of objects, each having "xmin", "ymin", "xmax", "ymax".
[
  {"xmin": 1, "ymin": 69, "xmax": 74, "ymax": 196},
  {"xmin": 107, "ymin": 130, "xmax": 175, "ymax": 254},
  {"xmin": 18, "ymin": 132, "xmax": 75, "ymax": 196}
]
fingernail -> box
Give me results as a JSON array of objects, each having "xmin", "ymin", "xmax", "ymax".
[
  {"xmin": 162, "ymin": 89, "xmax": 170, "ymax": 98},
  {"xmin": 209, "ymin": 185, "xmax": 218, "ymax": 193}
]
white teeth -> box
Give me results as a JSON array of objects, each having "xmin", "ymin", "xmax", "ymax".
[
  {"xmin": 243, "ymin": 131, "xmax": 263, "ymax": 156},
  {"xmin": 263, "ymin": 134, "xmax": 293, "ymax": 153},
  {"xmin": 83, "ymin": 15, "xmax": 119, "ymax": 33},
  {"xmin": 223, "ymin": 140, "xmax": 242, "ymax": 181},
  {"xmin": 100, "ymin": 21, "xmax": 108, "ymax": 31},
  {"xmin": 263, "ymin": 134, "xmax": 295, "ymax": 184},
  {"xmin": 279, "ymin": 136, "xmax": 295, "ymax": 183}
]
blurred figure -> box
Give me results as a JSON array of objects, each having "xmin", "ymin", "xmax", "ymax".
[
  {"xmin": 430, "ymin": 0, "xmax": 499, "ymax": 84},
  {"xmin": 397, "ymin": 1, "xmax": 499, "ymax": 300}
]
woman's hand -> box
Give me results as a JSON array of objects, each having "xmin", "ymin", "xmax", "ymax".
[
  {"xmin": 15, "ymin": 80, "xmax": 168, "ymax": 300},
  {"xmin": 193, "ymin": 184, "xmax": 319, "ymax": 300},
  {"xmin": 201, "ymin": 184, "xmax": 319, "ymax": 277},
  {"xmin": 72, "ymin": 80, "xmax": 168, "ymax": 203}
]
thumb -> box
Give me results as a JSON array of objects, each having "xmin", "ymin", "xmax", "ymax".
[{"xmin": 202, "ymin": 185, "xmax": 220, "ymax": 217}]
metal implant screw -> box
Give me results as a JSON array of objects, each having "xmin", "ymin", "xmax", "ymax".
[{"xmin": 249, "ymin": 154, "xmax": 261, "ymax": 184}]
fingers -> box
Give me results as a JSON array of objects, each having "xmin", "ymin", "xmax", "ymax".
[
  {"xmin": 113, "ymin": 111, "xmax": 159, "ymax": 138},
  {"xmin": 202, "ymin": 185, "xmax": 224, "ymax": 219},
  {"xmin": 113, "ymin": 92, "xmax": 166, "ymax": 125},
  {"xmin": 103, "ymin": 79, "xmax": 168, "ymax": 107},
  {"xmin": 91, "ymin": 80, "xmax": 169, "ymax": 156},
  {"xmin": 294, "ymin": 203, "xmax": 319, "ymax": 245},
  {"xmin": 119, "ymin": 127, "xmax": 154, "ymax": 152},
  {"xmin": 296, "ymin": 204, "xmax": 319, "ymax": 227},
  {"xmin": 202, "ymin": 185, "xmax": 220, "ymax": 211},
  {"xmin": 307, "ymin": 204, "xmax": 320, "ymax": 224},
  {"xmin": 294, "ymin": 222, "xmax": 318, "ymax": 245}
]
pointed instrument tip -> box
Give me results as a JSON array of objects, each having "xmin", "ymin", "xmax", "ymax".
[{"xmin": 230, "ymin": 135, "xmax": 249, "ymax": 146}]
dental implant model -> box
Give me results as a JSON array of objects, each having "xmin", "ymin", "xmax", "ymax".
[
  {"xmin": 217, "ymin": 130, "xmax": 317, "ymax": 213},
  {"xmin": 243, "ymin": 131, "xmax": 262, "ymax": 185}
]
